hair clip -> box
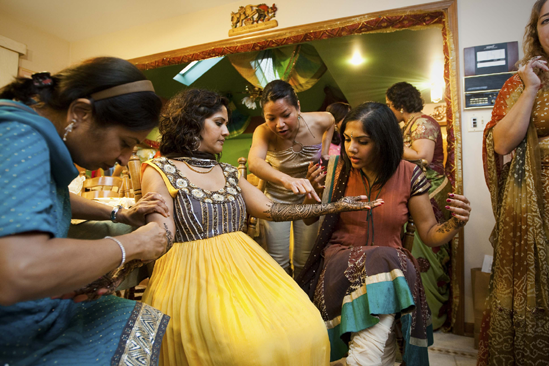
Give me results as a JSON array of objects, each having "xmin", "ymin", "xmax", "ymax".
[{"xmin": 31, "ymin": 72, "xmax": 54, "ymax": 87}]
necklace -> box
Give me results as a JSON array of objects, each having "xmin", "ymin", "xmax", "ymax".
[
  {"xmin": 291, "ymin": 116, "xmax": 304, "ymax": 152},
  {"xmin": 360, "ymin": 170, "xmax": 383, "ymax": 246},
  {"xmin": 171, "ymin": 156, "xmax": 217, "ymax": 168},
  {"xmin": 182, "ymin": 161, "xmax": 216, "ymax": 174}
]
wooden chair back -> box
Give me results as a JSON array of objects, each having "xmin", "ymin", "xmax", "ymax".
[
  {"xmin": 81, "ymin": 176, "xmax": 123, "ymax": 200},
  {"xmin": 127, "ymin": 147, "xmax": 143, "ymax": 202},
  {"xmin": 238, "ymin": 157, "xmax": 265, "ymax": 237}
]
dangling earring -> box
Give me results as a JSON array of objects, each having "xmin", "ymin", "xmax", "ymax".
[
  {"xmin": 400, "ymin": 109, "xmax": 404, "ymax": 114},
  {"xmin": 191, "ymin": 137, "xmax": 201, "ymax": 151},
  {"xmin": 63, "ymin": 119, "xmax": 76, "ymax": 141}
]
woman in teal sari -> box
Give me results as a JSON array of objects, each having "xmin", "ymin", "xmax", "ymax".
[
  {"xmin": 0, "ymin": 57, "xmax": 170, "ymax": 365},
  {"xmin": 386, "ymin": 82, "xmax": 451, "ymax": 330}
]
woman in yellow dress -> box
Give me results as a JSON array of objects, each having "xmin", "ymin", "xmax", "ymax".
[{"xmin": 140, "ymin": 89, "xmax": 383, "ymax": 366}]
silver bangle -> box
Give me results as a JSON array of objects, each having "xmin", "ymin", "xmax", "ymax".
[
  {"xmin": 111, "ymin": 205, "xmax": 123, "ymax": 223},
  {"xmin": 105, "ymin": 236, "xmax": 126, "ymax": 269}
]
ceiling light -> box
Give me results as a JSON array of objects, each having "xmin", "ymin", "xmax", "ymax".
[{"xmin": 349, "ymin": 51, "xmax": 365, "ymax": 65}]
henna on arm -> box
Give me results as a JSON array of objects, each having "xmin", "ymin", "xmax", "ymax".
[
  {"xmin": 265, "ymin": 196, "xmax": 377, "ymax": 222},
  {"xmin": 435, "ymin": 217, "xmax": 466, "ymax": 234},
  {"xmin": 163, "ymin": 223, "xmax": 174, "ymax": 252}
]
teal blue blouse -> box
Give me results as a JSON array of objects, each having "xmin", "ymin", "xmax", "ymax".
[{"xmin": 0, "ymin": 100, "xmax": 168, "ymax": 366}]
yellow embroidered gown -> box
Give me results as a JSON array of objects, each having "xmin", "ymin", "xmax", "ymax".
[{"xmin": 141, "ymin": 158, "xmax": 330, "ymax": 366}]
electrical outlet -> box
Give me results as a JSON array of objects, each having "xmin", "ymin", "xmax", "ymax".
[{"xmin": 468, "ymin": 111, "xmax": 491, "ymax": 132}]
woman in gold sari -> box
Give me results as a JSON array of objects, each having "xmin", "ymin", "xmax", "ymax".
[{"xmin": 479, "ymin": 0, "xmax": 549, "ymax": 364}]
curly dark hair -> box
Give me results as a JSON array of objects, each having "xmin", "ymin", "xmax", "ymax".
[
  {"xmin": 521, "ymin": 0, "xmax": 549, "ymax": 85},
  {"xmin": 340, "ymin": 102, "xmax": 403, "ymax": 189},
  {"xmin": 159, "ymin": 89, "xmax": 230, "ymax": 159},
  {"xmin": 0, "ymin": 57, "xmax": 161, "ymax": 131},
  {"xmin": 386, "ymin": 82, "xmax": 424, "ymax": 113},
  {"xmin": 260, "ymin": 79, "xmax": 299, "ymax": 109}
]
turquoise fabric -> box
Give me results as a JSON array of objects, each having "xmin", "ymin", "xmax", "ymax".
[
  {"xmin": 327, "ymin": 276, "xmax": 416, "ymax": 361},
  {"xmin": 0, "ymin": 100, "xmax": 167, "ymax": 365}
]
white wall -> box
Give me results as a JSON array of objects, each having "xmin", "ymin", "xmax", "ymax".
[
  {"xmin": 0, "ymin": 13, "xmax": 70, "ymax": 74},
  {"xmin": 5, "ymin": 0, "xmax": 534, "ymax": 324}
]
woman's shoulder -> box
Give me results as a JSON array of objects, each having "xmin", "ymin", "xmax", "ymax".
[{"xmin": 302, "ymin": 111, "xmax": 334, "ymax": 126}]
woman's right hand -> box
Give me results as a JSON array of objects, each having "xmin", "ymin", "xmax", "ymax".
[
  {"xmin": 130, "ymin": 222, "xmax": 168, "ymax": 262},
  {"xmin": 519, "ymin": 56, "xmax": 548, "ymax": 91},
  {"xmin": 281, "ymin": 175, "xmax": 321, "ymax": 202}
]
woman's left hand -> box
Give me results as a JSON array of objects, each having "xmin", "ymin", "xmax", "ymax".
[
  {"xmin": 116, "ymin": 192, "xmax": 169, "ymax": 227},
  {"xmin": 445, "ymin": 193, "xmax": 471, "ymax": 224}
]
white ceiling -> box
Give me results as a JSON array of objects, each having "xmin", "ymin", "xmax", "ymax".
[{"xmin": 0, "ymin": 0, "xmax": 236, "ymax": 42}]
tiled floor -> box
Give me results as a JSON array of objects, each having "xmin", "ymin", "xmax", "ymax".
[{"xmin": 395, "ymin": 331, "xmax": 478, "ymax": 365}]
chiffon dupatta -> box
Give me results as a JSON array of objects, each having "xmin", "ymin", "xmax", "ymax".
[{"xmin": 479, "ymin": 75, "xmax": 549, "ymax": 365}]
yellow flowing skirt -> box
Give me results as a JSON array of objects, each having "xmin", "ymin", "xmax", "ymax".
[{"xmin": 142, "ymin": 231, "xmax": 330, "ymax": 366}]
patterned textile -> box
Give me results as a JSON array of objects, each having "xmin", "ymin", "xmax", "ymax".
[
  {"xmin": 404, "ymin": 114, "xmax": 452, "ymax": 330},
  {"xmin": 298, "ymin": 159, "xmax": 433, "ymax": 365},
  {"xmin": 403, "ymin": 114, "xmax": 445, "ymax": 177},
  {"xmin": 479, "ymin": 74, "xmax": 549, "ymax": 365},
  {"xmin": 141, "ymin": 158, "xmax": 330, "ymax": 366},
  {"xmin": 0, "ymin": 100, "xmax": 168, "ymax": 366}
]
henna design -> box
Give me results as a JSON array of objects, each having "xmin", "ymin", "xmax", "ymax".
[
  {"xmin": 164, "ymin": 223, "xmax": 174, "ymax": 252},
  {"xmin": 266, "ymin": 196, "xmax": 377, "ymax": 222},
  {"xmin": 435, "ymin": 217, "xmax": 466, "ymax": 234}
]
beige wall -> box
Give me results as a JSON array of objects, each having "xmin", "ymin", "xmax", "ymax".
[
  {"xmin": 0, "ymin": 13, "xmax": 70, "ymax": 75},
  {"xmin": 2, "ymin": 0, "xmax": 536, "ymax": 324}
]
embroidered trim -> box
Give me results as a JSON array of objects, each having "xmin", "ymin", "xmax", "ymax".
[{"xmin": 152, "ymin": 157, "xmax": 242, "ymax": 203}]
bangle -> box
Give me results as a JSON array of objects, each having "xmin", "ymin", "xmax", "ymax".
[
  {"xmin": 111, "ymin": 205, "xmax": 123, "ymax": 223},
  {"xmin": 105, "ymin": 236, "xmax": 126, "ymax": 269}
]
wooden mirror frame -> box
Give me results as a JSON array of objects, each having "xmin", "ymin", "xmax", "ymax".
[{"xmin": 130, "ymin": 0, "xmax": 465, "ymax": 334}]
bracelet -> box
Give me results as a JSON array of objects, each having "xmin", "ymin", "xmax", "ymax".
[
  {"xmin": 105, "ymin": 236, "xmax": 126, "ymax": 269},
  {"xmin": 110, "ymin": 205, "xmax": 123, "ymax": 223}
]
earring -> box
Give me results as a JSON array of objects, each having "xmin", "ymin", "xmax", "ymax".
[
  {"xmin": 191, "ymin": 137, "xmax": 201, "ymax": 151},
  {"xmin": 400, "ymin": 109, "xmax": 404, "ymax": 114},
  {"xmin": 63, "ymin": 119, "xmax": 76, "ymax": 141}
]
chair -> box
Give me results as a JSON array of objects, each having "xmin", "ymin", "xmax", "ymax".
[
  {"xmin": 237, "ymin": 157, "xmax": 265, "ymax": 237},
  {"xmin": 127, "ymin": 147, "xmax": 143, "ymax": 202},
  {"xmin": 81, "ymin": 176, "xmax": 124, "ymax": 199}
]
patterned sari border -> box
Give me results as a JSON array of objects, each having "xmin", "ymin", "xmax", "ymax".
[{"xmin": 111, "ymin": 301, "xmax": 170, "ymax": 366}]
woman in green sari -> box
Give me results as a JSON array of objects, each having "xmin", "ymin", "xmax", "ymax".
[{"xmin": 386, "ymin": 82, "xmax": 451, "ymax": 330}]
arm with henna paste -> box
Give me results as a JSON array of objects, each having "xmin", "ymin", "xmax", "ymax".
[
  {"xmin": 239, "ymin": 175, "xmax": 383, "ymax": 221},
  {"xmin": 409, "ymin": 192, "xmax": 471, "ymax": 247}
]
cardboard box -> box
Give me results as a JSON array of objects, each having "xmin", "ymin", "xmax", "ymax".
[{"xmin": 471, "ymin": 267, "xmax": 491, "ymax": 349}]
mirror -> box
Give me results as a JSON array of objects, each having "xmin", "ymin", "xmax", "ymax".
[{"xmin": 130, "ymin": 0, "xmax": 464, "ymax": 332}]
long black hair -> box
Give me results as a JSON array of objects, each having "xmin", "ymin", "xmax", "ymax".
[
  {"xmin": 159, "ymin": 89, "xmax": 230, "ymax": 160},
  {"xmin": 0, "ymin": 57, "xmax": 162, "ymax": 131},
  {"xmin": 340, "ymin": 102, "xmax": 403, "ymax": 188}
]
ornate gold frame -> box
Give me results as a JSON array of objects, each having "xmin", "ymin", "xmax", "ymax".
[{"xmin": 129, "ymin": 0, "xmax": 465, "ymax": 334}]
